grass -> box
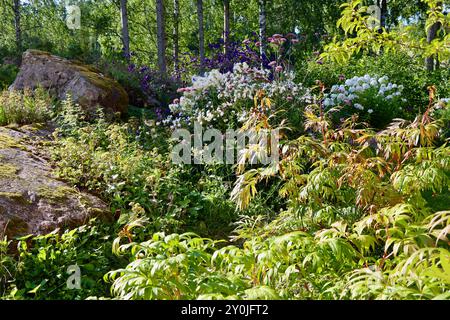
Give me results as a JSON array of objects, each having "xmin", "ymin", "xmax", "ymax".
[{"xmin": 0, "ymin": 88, "xmax": 52, "ymax": 126}]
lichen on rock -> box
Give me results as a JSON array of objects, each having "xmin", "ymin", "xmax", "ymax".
[
  {"xmin": 0, "ymin": 125, "xmax": 110, "ymax": 239},
  {"xmin": 0, "ymin": 164, "xmax": 18, "ymax": 178}
]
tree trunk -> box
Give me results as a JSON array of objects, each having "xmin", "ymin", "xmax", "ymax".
[
  {"xmin": 197, "ymin": 0, "xmax": 205, "ymax": 75},
  {"xmin": 156, "ymin": 0, "xmax": 167, "ymax": 75},
  {"xmin": 258, "ymin": 0, "xmax": 266, "ymax": 65},
  {"xmin": 120, "ymin": 0, "xmax": 130, "ymax": 62},
  {"xmin": 173, "ymin": 0, "xmax": 180, "ymax": 78},
  {"xmin": 377, "ymin": 0, "xmax": 388, "ymax": 29},
  {"xmin": 425, "ymin": 22, "xmax": 441, "ymax": 71},
  {"xmin": 223, "ymin": 0, "xmax": 230, "ymax": 55},
  {"xmin": 13, "ymin": 0, "xmax": 21, "ymax": 52},
  {"xmin": 425, "ymin": 1, "xmax": 442, "ymax": 72}
]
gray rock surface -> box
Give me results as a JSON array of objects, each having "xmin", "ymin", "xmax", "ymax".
[
  {"xmin": 9, "ymin": 50, "xmax": 128, "ymax": 115},
  {"xmin": 0, "ymin": 125, "xmax": 109, "ymax": 238}
]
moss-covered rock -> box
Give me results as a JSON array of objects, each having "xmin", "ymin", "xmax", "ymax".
[
  {"xmin": 0, "ymin": 126, "xmax": 109, "ymax": 239},
  {"xmin": 9, "ymin": 49, "xmax": 128, "ymax": 115},
  {"xmin": 0, "ymin": 132, "xmax": 26, "ymax": 150},
  {"xmin": 0, "ymin": 164, "xmax": 18, "ymax": 178}
]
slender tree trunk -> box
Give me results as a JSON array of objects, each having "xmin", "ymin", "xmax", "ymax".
[
  {"xmin": 223, "ymin": 0, "xmax": 230, "ymax": 55},
  {"xmin": 197, "ymin": 0, "xmax": 205, "ymax": 75},
  {"xmin": 156, "ymin": 0, "xmax": 167, "ymax": 75},
  {"xmin": 376, "ymin": 0, "xmax": 388, "ymax": 29},
  {"xmin": 258, "ymin": 0, "xmax": 266, "ymax": 65},
  {"xmin": 120, "ymin": 0, "xmax": 130, "ymax": 62},
  {"xmin": 173, "ymin": 0, "xmax": 180, "ymax": 78},
  {"xmin": 425, "ymin": 1, "xmax": 442, "ymax": 72},
  {"xmin": 425, "ymin": 22, "xmax": 441, "ymax": 71},
  {"xmin": 13, "ymin": 0, "xmax": 21, "ymax": 53}
]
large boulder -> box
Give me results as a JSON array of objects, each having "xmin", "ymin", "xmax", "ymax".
[
  {"xmin": 0, "ymin": 125, "xmax": 109, "ymax": 238},
  {"xmin": 9, "ymin": 50, "xmax": 128, "ymax": 115}
]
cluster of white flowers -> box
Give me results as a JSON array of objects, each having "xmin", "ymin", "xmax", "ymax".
[
  {"xmin": 161, "ymin": 62, "xmax": 305, "ymax": 129},
  {"xmin": 323, "ymin": 75, "xmax": 405, "ymax": 113}
]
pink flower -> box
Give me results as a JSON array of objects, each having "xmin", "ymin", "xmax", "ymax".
[
  {"xmin": 273, "ymin": 39, "xmax": 282, "ymax": 45},
  {"xmin": 243, "ymin": 39, "xmax": 251, "ymax": 45},
  {"xmin": 280, "ymin": 38, "xmax": 287, "ymax": 43},
  {"xmin": 287, "ymin": 96, "xmax": 293, "ymax": 101},
  {"xmin": 272, "ymin": 34, "xmax": 283, "ymax": 39},
  {"xmin": 173, "ymin": 98, "xmax": 180, "ymax": 104},
  {"xmin": 275, "ymin": 65, "xmax": 283, "ymax": 72},
  {"xmin": 291, "ymin": 38, "xmax": 299, "ymax": 44},
  {"xmin": 267, "ymin": 37, "xmax": 273, "ymax": 42},
  {"xmin": 268, "ymin": 61, "xmax": 277, "ymax": 67},
  {"xmin": 177, "ymin": 87, "xmax": 193, "ymax": 93},
  {"xmin": 286, "ymin": 33, "xmax": 297, "ymax": 39},
  {"xmin": 255, "ymin": 41, "xmax": 262, "ymax": 47}
]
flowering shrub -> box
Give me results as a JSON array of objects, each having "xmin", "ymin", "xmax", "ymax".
[
  {"xmin": 107, "ymin": 102, "xmax": 450, "ymax": 300},
  {"xmin": 51, "ymin": 102, "xmax": 237, "ymax": 237},
  {"xmin": 99, "ymin": 60, "xmax": 180, "ymax": 111},
  {"xmin": 202, "ymin": 36, "xmax": 264, "ymax": 73},
  {"xmin": 162, "ymin": 62, "xmax": 305, "ymax": 130},
  {"xmin": 127, "ymin": 64, "xmax": 180, "ymax": 109},
  {"xmin": 183, "ymin": 32, "xmax": 302, "ymax": 78},
  {"xmin": 324, "ymin": 75, "xmax": 406, "ymax": 128}
]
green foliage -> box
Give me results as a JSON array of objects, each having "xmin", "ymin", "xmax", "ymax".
[
  {"xmin": 107, "ymin": 99, "xmax": 450, "ymax": 299},
  {"xmin": 2, "ymin": 0, "xmax": 450, "ymax": 302},
  {"xmin": 51, "ymin": 100, "xmax": 237, "ymax": 237},
  {"xmin": 0, "ymin": 237, "xmax": 15, "ymax": 296},
  {"xmin": 321, "ymin": 0, "xmax": 450, "ymax": 67},
  {"xmin": 1, "ymin": 221, "xmax": 124, "ymax": 300},
  {"xmin": 0, "ymin": 64, "xmax": 18, "ymax": 89},
  {"xmin": 99, "ymin": 61, "xmax": 180, "ymax": 109}
]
